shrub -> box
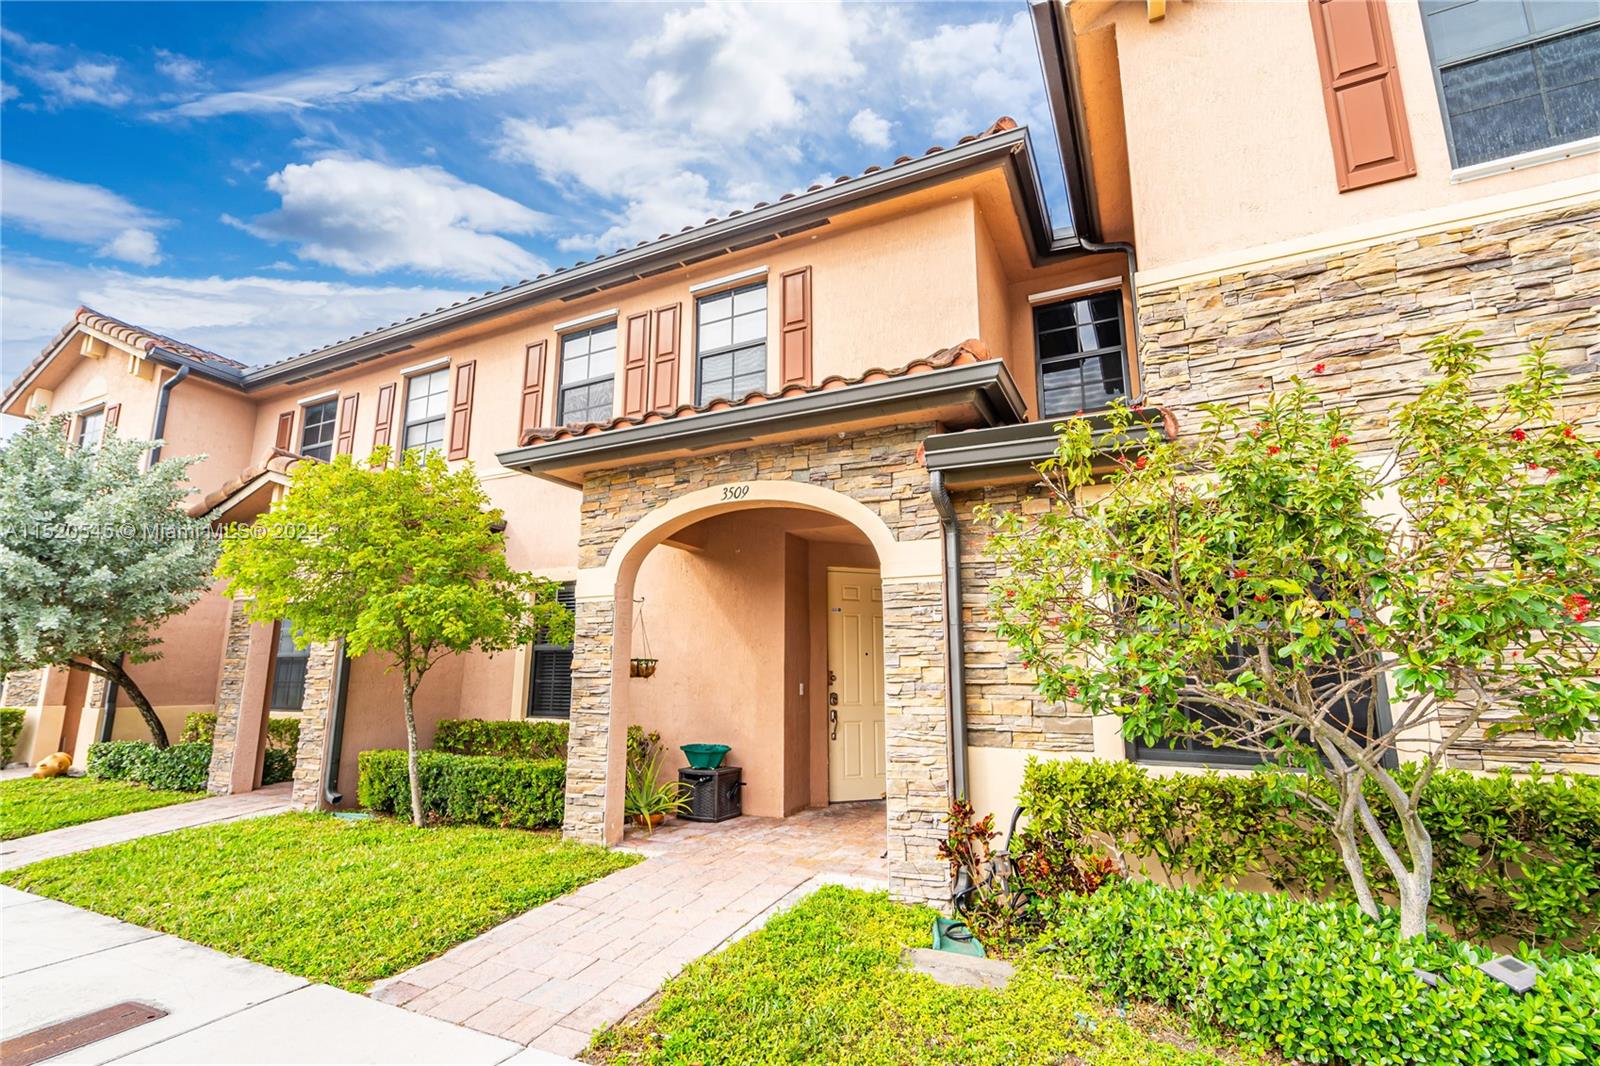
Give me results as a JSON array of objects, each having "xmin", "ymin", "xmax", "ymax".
[
  {"xmin": 1017, "ymin": 758, "xmax": 1600, "ymax": 950},
  {"xmin": 181, "ymin": 712, "xmax": 300, "ymax": 753},
  {"xmin": 433, "ymin": 718, "xmax": 566, "ymax": 761},
  {"xmin": 1038, "ymin": 881, "xmax": 1600, "ymax": 1066},
  {"xmin": 179, "ymin": 712, "xmax": 215, "ymax": 744},
  {"xmin": 357, "ymin": 750, "xmax": 565, "ymax": 829},
  {"xmin": 87, "ymin": 740, "xmax": 210, "ymax": 792},
  {"xmin": 0, "ymin": 707, "xmax": 23, "ymax": 765},
  {"xmin": 262, "ymin": 748, "xmax": 295, "ymax": 786}
]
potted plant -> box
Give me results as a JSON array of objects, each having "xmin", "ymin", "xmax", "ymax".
[{"xmin": 624, "ymin": 746, "xmax": 688, "ymax": 831}]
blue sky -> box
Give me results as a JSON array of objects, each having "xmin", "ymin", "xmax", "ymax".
[{"xmin": 0, "ymin": 1, "xmax": 1064, "ymax": 383}]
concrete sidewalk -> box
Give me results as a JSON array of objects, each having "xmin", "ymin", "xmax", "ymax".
[
  {"xmin": 0, "ymin": 782, "xmax": 293, "ymax": 872},
  {"xmin": 0, "ymin": 886, "xmax": 574, "ymax": 1064}
]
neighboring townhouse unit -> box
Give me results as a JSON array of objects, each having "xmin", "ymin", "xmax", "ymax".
[{"xmin": 3, "ymin": 0, "xmax": 1597, "ymax": 902}]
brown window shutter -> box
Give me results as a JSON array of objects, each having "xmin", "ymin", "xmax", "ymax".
[
  {"xmin": 447, "ymin": 361, "xmax": 475, "ymax": 460},
  {"xmin": 621, "ymin": 312, "xmax": 651, "ymax": 419},
  {"xmin": 651, "ymin": 303, "xmax": 681, "ymax": 411},
  {"xmin": 335, "ymin": 393, "xmax": 360, "ymax": 455},
  {"xmin": 274, "ymin": 411, "xmax": 295, "ymax": 451},
  {"xmin": 520, "ymin": 341, "xmax": 547, "ymax": 437},
  {"xmin": 372, "ymin": 382, "xmax": 397, "ymax": 459},
  {"xmin": 779, "ymin": 267, "xmax": 812, "ymax": 387},
  {"xmin": 1306, "ymin": 0, "xmax": 1415, "ymax": 192},
  {"xmin": 103, "ymin": 403, "xmax": 120, "ymax": 429}
]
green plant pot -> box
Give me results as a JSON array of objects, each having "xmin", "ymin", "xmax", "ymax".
[{"xmin": 681, "ymin": 743, "xmax": 730, "ymax": 769}]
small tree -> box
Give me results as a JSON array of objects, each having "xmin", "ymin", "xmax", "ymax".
[
  {"xmin": 216, "ymin": 447, "xmax": 571, "ymax": 826},
  {"xmin": 0, "ymin": 416, "xmax": 218, "ymax": 748},
  {"xmin": 984, "ymin": 333, "xmax": 1599, "ymax": 938}
]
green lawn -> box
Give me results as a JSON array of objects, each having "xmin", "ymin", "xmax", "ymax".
[
  {"xmin": 2, "ymin": 812, "xmax": 638, "ymax": 990},
  {"xmin": 588, "ymin": 886, "xmax": 1266, "ymax": 1066},
  {"xmin": 0, "ymin": 776, "xmax": 199, "ymax": 840}
]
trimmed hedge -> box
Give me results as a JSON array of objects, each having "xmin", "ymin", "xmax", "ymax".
[
  {"xmin": 357, "ymin": 749, "xmax": 565, "ymax": 829},
  {"xmin": 432, "ymin": 718, "xmax": 567, "ymax": 761},
  {"xmin": 1039, "ymin": 880, "xmax": 1600, "ymax": 1066},
  {"xmin": 1017, "ymin": 758, "xmax": 1600, "ymax": 950},
  {"xmin": 87, "ymin": 740, "xmax": 212, "ymax": 792},
  {"xmin": 0, "ymin": 707, "xmax": 23, "ymax": 765},
  {"xmin": 181, "ymin": 711, "xmax": 301, "ymax": 753}
]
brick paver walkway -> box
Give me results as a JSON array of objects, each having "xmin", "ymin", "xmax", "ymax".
[
  {"xmin": 370, "ymin": 801, "xmax": 889, "ymax": 1058},
  {"xmin": 0, "ymin": 782, "xmax": 292, "ymax": 871}
]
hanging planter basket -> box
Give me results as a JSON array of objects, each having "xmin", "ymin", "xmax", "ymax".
[{"xmin": 630, "ymin": 598, "xmax": 657, "ymax": 678}]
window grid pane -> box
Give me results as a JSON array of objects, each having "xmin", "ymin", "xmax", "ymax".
[
  {"xmin": 300, "ymin": 399, "xmax": 337, "ymax": 461},
  {"xmin": 558, "ymin": 324, "xmax": 617, "ymax": 424},
  {"xmin": 1034, "ymin": 293, "xmax": 1129, "ymax": 416},
  {"xmin": 402, "ymin": 369, "xmax": 449, "ymax": 455},
  {"xmin": 696, "ymin": 282, "xmax": 768, "ymax": 404},
  {"xmin": 76, "ymin": 409, "xmax": 105, "ymax": 449}
]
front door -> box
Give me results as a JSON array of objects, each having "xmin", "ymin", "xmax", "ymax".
[{"xmin": 827, "ymin": 567, "xmax": 885, "ymax": 802}]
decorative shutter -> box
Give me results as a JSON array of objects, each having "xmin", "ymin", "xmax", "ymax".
[
  {"xmin": 779, "ymin": 267, "xmax": 812, "ymax": 387},
  {"xmin": 1306, "ymin": 0, "xmax": 1415, "ymax": 191},
  {"xmin": 274, "ymin": 411, "xmax": 295, "ymax": 451},
  {"xmin": 650, "ymin": 303, "xmax": 682, "ymax": 411},
  {"xmin": 447, "ymin": 360, "xmax": 475, "ymax": 460},
  {"xmin": 104, "ymin": 403, "xmax": 120, "ymax": 430},
  {"xmin": 520, "ymin": 341, "xmax": 547, "ymax": 437},
  {"xmin": 335, "ymin": 393, "xmax": 359, "ymax": 455},
  {"xmin": 527, "ymin": 582, "xmax": 577, "ymax": 719},
  {"xmin": 621, "ymin": 312, "xmax": 651, "ymax": 418},
  {"xmin": 372, "ymin": 382, "xmax": 397, "ymax": 459}
]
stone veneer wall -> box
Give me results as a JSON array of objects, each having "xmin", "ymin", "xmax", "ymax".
[
  {"xmin": 0, "ymin": 669, "xmax": 44, "ymax": 711},
  {"xmin": 206, "ymin": 599, "xmax": 254, "ymax": 793},
  {"xmin": 1137, "ymin": 197, "xmax": 1600, "ymax": 773},
  {"xmin": 561, "ymin": 423, "xmax": 952, "ymax": 901},
  {"xmin": 289, "ymin": 640, "xmax": 339, "ymax": 808}
]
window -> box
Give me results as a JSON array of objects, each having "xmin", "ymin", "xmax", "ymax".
[
  {"xmin": 527, "ymin": 582, "xmax": 577, "ymax": 719},
  {"xmin": 696, "ymin": 281, "xmax": 767, "ymax": 403},
  {"xmin": 1421, "ymin": 1, "xmax": 1600, "ymax": 168},
  {"xmin": 558, "ymin": 323, "xmax": 617, "ymax": 425},
  {"xmin": 402, "ymin": 368, "xmax": 449, "ymax": 453},
  {"xmin": 75, "ymin": 407, "xmax": 106, "ymax": 449},
  {"xmin": 270, "ymin": 624, "xmax": 308, "ymax": 712},
  {"xmin": 1035, "ymin": 291, "xmax": 1128, "ymax": 416},
  {"xmin": 299, "ymin": 398, "xmax": 337, "ymax": 461}
]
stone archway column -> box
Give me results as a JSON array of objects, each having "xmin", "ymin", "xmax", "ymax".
[
  {"xmin": 882, "ymin": 575, "xmax": 953, "ymax": 905},
  {"xmin": 207, "ymin": 600, "xmax": 277, "ymax": 795},
  {"xmin": 2, "ymin": 668, "xmax": 48, "ymax": 767},
  {"xmin": 561, "ymin": 586, "xmax": 625, "ymax": 844},
  {"xmin": 289, "ymin": 641, "xmax": 340, "ymax": 809}
]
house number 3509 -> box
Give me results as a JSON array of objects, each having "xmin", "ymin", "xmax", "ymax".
[{"xmin": 721, "ymin": 484, "xmax": 750, "ymax": 501}]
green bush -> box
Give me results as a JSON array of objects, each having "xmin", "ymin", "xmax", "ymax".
[
  {"xmin": 1039, "ymin": 881, "xmax": 1600, "ymax": 1066},
  {"xmin": 181, "ymin": 712, "xmax": 300, "ymax": 753},
  {"xmin": 87, "ymin": 740, "xmax": 210, "ymax": 792},
  {"xmin": 179, "ymin": 712, "xmax": 215, "ymax": 744},
  {"xmin": 1017, "ymin": 758, "xmax": 1600, "ymax": 950},
  {"xmin": 0, "ymin": 707, "xmax": 23, "ymax": 765},
  {"xmin": 357, "ymin": 750, "xmax": 565, "ymax": 829},
  {"xmin": 433, "ymin": 718, "xmax": 567, "ymax": 761},
  {"xmin": 262, "ymin": 748, "xmax": 295, "ymax": 786}
]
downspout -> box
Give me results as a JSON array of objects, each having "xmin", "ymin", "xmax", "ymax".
[
  {"xmin": 927, "ymin": 469, "xmax": 968, "ymax": 801},
  {"xmin": 147, "ymin": 365, "xmax": 190, "ymax": 465},
  {"xmin": 96, "ymin": 655, "xmax": 124, "ymax": 743},
  {"xmin": 323, "ymin": 642, "xmax": 351, "ymax": 806}
]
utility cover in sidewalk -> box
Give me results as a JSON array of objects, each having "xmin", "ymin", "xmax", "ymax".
[
  {"xmin": 903, "ymin": 947, "xmax": 1015, "ymax": 989},
  {"xmin": 0, "ymin": 1001, "xmax": 168, "ymax": 1066}
]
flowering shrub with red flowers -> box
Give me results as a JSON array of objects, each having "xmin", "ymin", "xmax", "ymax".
[{"xmin": 980, "ymin": 331, "xmax": 1598, "ymax": 940}]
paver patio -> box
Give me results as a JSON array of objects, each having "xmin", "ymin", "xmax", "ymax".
[
  {"xmin": 0, "ymin": 781, "xmax": 291, "ymax": 871},
  {"xmin": 370, "ymin": 801, "xmax": 889, "ymax": 1057}
]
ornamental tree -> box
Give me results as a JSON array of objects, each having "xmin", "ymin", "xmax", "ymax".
[
  {"xmin": 0, "ymin": 416, "xmax": 218, "ymax": 748},
  {"xmin": 215, "ymin": 447, "xmax": 571, "ymax": 826},
  {"xmin": 984, "ymin": 332, "xmax": 1599, "ymax": 938}
]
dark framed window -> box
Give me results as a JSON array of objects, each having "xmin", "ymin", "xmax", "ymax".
[
  {"xmin": 402, "ymin": 368, "xmax": 449, "ymax": 453},
  {"xmin": 1420, "ymin": 1, "xmax": 1600, "ymax": 169},
  {"xmin": 299, "ymin": 398, "xmax": 337, "ymax": 461},
  {"xmin": 270, "ymin": 624, "xmax": 308, "ymax": 712},
  {"xmin": 527, "ymin": 582, "xmax": 577, "ymax": 719},
  {"xmin": 557, "ymin": 323, "xmax": 617, "ymax": 425},
  {"xmin": 75, "ymin": 407, "xmax": 106, "ymax": 450},
  {"xmin": 696, "ymin": 281, "xmax": 767, "ymax": 403},
  {"xmin": 1035, "ymin": 291, "xmax": 1128, "ymax": 417}
]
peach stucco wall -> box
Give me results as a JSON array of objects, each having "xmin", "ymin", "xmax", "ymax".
[{"xmin": 1083, "ymin": 0, "xmax": 1600, "ymax": 273}]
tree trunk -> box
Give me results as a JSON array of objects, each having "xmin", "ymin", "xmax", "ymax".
[
  {"xmin": 98, "ymin": 658, "xmax": 169, "ymax": 749},
  {"xmin": 403, "ymin": 680, "xmax": 423, "ymax": 828}
]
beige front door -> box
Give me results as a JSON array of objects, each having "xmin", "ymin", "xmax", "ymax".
[{"xmin": 827, "ymin": 567, "xmax": 885, "ymax": 802}]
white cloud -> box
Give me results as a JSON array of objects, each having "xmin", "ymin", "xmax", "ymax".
[
  {"xmin": 2, "ymin": 30, "xmax": 130, "ymax": 108},
  {"xmin": 901, "ymin": 11, "xmax": 1042, "ymax": 141},
  {"xmin": 0, "ymin": 162, "xmax": 166, "ymax": 265},
  {"xmin": 847, "ymin": 107, "xmax": 892, "ymax": 148},
  {"xmin": 234, "ymin": 157, "xmax": 550, "ymax": 280},
  {"xmin": 154, "ymin": 49, "xmax": 206, "ymax": 86},
  {"xmin": 1, "ymin": 82, "xmax": 18, "ymax": 104}
]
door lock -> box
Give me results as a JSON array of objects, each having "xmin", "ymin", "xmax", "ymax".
[{"xmin": 828, "ymin": 692, "xmax": 839, "ymax": 706}]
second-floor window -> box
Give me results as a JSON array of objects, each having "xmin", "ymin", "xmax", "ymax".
[
  {"xmin": 696, "ymin": 281, "xmax": 767, "ymax": 403},
  {"xmin": 558, "ymin": 322, "xmax": 617, "ymax": 425},
  {"xmin": 403, "ymin": 368, "xmax": 449, "ymax": 454},
  {"xmin": 1035, "ymin": 291, "xmax": 1128, "ymax": 417},
  {"xmin": 75, "ymin": 407, "xmax": 106, "ymax": 450},
  {"xmin": 1421, "ymin": 1, "xmax": 1600, "ymax": 169},
  {"xmin": 299, "ymin": 398, "xmax": 337, "ymax": 461}
]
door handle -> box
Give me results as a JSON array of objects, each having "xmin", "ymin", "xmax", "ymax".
[{"xmin": 829, "ymin": 705, "xmax": 838, "ymax": 740}]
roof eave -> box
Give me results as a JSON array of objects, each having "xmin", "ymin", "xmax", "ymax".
[
  {"xmin": 1030, "ymin": 0, "xmax": 1103, "ymax": 245},
  {"xmin": 923, "ymin": 408, "xmax": 1176, "ymax": 488}
]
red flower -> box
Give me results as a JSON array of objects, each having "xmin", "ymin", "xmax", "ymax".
[
  {"xmin": 1437, "ymin": 476, "xmax": 1449, "ymax": 486},
  {"xmin": 1233, "ymin": 568, "xmax": 1249, "ymax": 579},
  {"xmin": 1313, "ymin": 363, "xmax": 1326, "ymax": 374},
  {"xmin": 1005, "ymin": 588, "xmax": 1016, "ymax": 599},
  {"xmin": 1529, "ymin": 462, "xmax": 1540, "ymax": 471},
  {"xmin": 1253, "ymin": 593, "xmax": 1268, "ymax": 602},
  {"xmin": 1510, "ymin": 428, "xmax": 1527, "ymax": 442},
  {"xmin": 1567, "ymin": 594, "xmax": 1592, "ymax": 624},
  {"xmin": 1330, "ymin": 435, "xmax": 1349, "ymax": 449},
  {"xmin": 1139, "ymin": 685, "xmax": 1151, "ymax": 696},
  {"xmin": 1134, "ymin": 455, "xmax": 1148, "ymax": 469},
  {"xmin": 1563, "ymin": 427, "xmax": 1576, "ymax": 439},
  {"xmin": 1267, "ymin": 445, "xmax": 1281, "ymax": 456},
  {"xmin": 1067, "ymin": 685, "xmax": 1079, "ymax": 699}
]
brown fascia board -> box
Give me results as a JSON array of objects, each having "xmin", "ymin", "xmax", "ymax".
[
  {"xmin": 1, "ymin": 336, "xmax": 242, "ymax": 416},
  {"xmin": 496, "ymin": 360, "xmax": 1028, "ymax": 485},
  {"xmin": 923, "ymin": 407, "xmax": 1174, "ymax": 488},
  {"xmin": 243, "ymin": 127, "xmax": 1078, "ymax": 390},
  {"xmin": 1029, "ymin": 0, "xmax": 1101, "ymax": 245}
]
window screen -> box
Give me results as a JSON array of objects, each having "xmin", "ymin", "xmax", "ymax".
[
  {"xmin": 402, "ymin": 368, "xmax": 449, "ymax": 454},
  {"xmin": 527, "ymin": 582, "xmax": 577, "ymax": 719},
  {"xmin": 558, "ymin": 323, "xmax": 617, "ymax": 425},
  {"xmin": 1035, "ymin": 292, "xmax": 1129, "ymax": 416},
  {"xmin": 300, "ymin": 399, "xmax": 337, "ymax": 461},
  {"xmin": 696, "ymin": 281, "xmax": 768, "ymax": 403}
]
